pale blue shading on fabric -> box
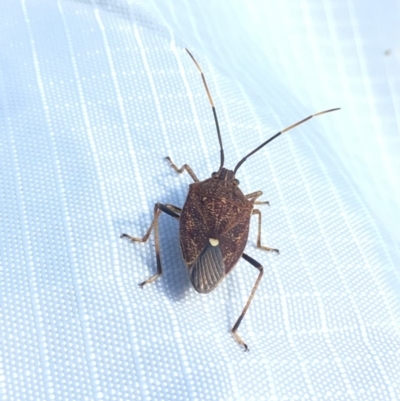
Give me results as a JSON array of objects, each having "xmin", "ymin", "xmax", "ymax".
[{"xmin": 0, "ymin": 1, "xmax": 399, "ymax": 400}]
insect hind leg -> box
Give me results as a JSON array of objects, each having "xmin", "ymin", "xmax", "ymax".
[
  {"xmin": 165, "ymin": 156, "xmax": 199, "ymax": 182},
  {"xmin": 231, "ymin": 252, "xmax": 264, "ymax": 351},
  {"xmin": 121, "ymin": 203, "xmax": 180, "ymax": 287}
]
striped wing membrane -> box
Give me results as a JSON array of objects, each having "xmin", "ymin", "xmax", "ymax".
[{"xmin": 190, "ymin": 242, "xmax": 225, "ymax": 293}]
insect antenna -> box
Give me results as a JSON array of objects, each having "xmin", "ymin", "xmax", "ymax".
[
  {"xmin": 185, "ymin": 48, "xmax": 224, "ymax": 173},
  {"xmin": 233, "ymin": 108, "xmax": 340, "ymax": 174}
]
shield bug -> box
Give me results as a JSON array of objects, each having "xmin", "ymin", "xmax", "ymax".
[{"xmin": 121, "ymin": 49, "xmax": 339, "ymax": 351}]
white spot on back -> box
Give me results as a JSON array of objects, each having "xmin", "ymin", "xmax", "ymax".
[{"xmin": 209, "ymin": 238, "xmax": 219, "ymax": 246}]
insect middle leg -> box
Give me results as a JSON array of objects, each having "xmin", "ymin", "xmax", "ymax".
[
  {"xmin": 121, "ymin": 203, "xmax": 181, "ymax": 287},
  {"xmin": 252, "ymin": 209, "xmax": 279, "ymax": 253},
  {"xmin": 245, "ymin": 190, "xmax": 269, "ymax": 205},
  {"xmin": 231, "ymin": 252, "xmax": 264, "ymax": 351},
  {"xmin": 165, "ymin": 156, "xmax": 199, "ymax": 182}
]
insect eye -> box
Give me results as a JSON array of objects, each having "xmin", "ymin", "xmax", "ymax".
[
  {"xmin": 211, "ymin": 172, "xmax": 219, "ymax": 179},
  {"xmin": 233, "ymin": 179, "xmax": 240, "ymax": 186}
]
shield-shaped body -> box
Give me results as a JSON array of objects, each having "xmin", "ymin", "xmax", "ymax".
[{"xmin": 179, "ymin": 176, "xmax": 253, "ymax": 293}]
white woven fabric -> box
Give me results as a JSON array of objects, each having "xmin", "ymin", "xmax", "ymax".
[{"xmin": 1, "ymin": 1, "xmax": 399, "ymax": 400}]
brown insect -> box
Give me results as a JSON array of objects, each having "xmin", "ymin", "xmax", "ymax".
[{"xmin": 121, "ymin": 49, "xmax": 339, "ymax": 351}]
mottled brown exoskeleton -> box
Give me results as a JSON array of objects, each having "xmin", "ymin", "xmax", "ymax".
[{"xmin": 121, "ymin": 49, "xmax": 339, "ymax": 351}]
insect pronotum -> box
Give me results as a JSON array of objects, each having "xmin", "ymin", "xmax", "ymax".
[{"xmin": 121, "ymin": 48, "xmax": 340, "ymax": 351}]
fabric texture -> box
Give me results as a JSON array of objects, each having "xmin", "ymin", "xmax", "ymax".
[{"xmin": 1, "ymin": 0, "xmax": 399, "ymax": 400}]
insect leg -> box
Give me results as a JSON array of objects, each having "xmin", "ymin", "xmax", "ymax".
[
  {"xmin": 121, "ymin": 203, "xmax": 181, "ymax": 287},
  {"xmin": 231, "ymin": 252, "xmax": 264, "ymax": 351},
  {"xmin": 245, "ymin": 190, "xmax": 269, "ymax": 205},
  {"xmin": 164, "ymin": 204, "xmax": 182, "ymax": 215},
  {"xmin": 252, "ymin": 209, "xmax": 279, "ymax": 253},
  {"xmin": 165, "ymin": 156, "xmax": 199, "ymax": 182}
]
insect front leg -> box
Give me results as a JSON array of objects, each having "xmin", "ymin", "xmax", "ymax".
[
  {"xmin": 245, "ymin": 190, "xmax": 269, "ymax": 206},
  {"xmin": 252, "ymin": 209, "xmax": 279, "ymax": 253},
  {"xmin": 231, "ymin": 253, "xmax": 264, "ymax": 351},
  {"xmin": 121, "ymin": 203, "xmax": 181, "ymax": 287},
  {"xmin": 165, "ymin": 156, "xmax": 199, "ymax": 182}
]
